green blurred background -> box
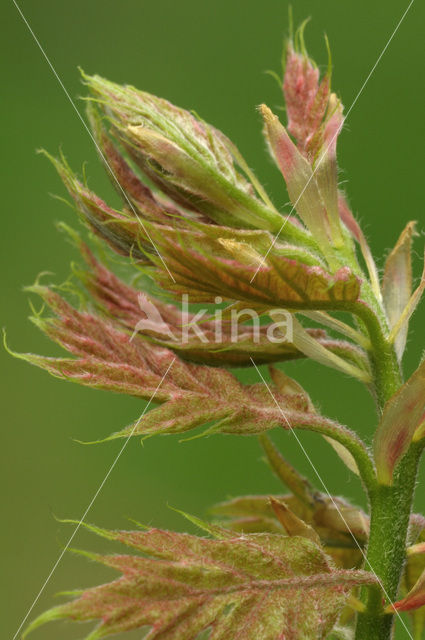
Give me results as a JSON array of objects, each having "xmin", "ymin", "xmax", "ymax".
[{"xmin": 2, "ymin": 1, "xmax": 424, "ymax": 638}]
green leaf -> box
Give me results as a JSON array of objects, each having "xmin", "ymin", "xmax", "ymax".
[
  {"xmin": 211, "ymin": 492, "xmax": 368, "ymax": 571},
  {"xmin": 83, "ymin": 73, "xmax": 286, "ymax": 234},
  {"xmin": 270, "ymin": 496, "xmax": 321, "ymax": 545},
  {"xmin": 24, "ymin": 521, "xmax": 377, "ymax": 640}
]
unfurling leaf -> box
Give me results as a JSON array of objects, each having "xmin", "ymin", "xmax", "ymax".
[
  {"xmin": 108, "ymin": 358, "xmax": 350, "ymax": 442},
  {"xmin": 382, "ymin": 222, "xmax": 417, "ymax": 359},
  {"xmin": 261, "ymin": 104, "xmax": 338, "ymax": 258},
  {"xmin": 282, "ymin": 37, "xmax": 331, "ymax": 159},
  {"xmin": 374, "ymin": 359, "xmax": 425, "ymax": 485},
  {"xmin": 83, "ymin": 73, "xmax": 289, "ymax": 234},
  {"xmin": 388, "ymin": 248, "xmax": 425, "ymax": 350},
  {"xmin": 281, "ymin": 34, "xmax": 381, "ymax": 302},
  {"xmin": 146, "ymin": 222, "xmax": 361, "ymax": 309},
  {"xmin": 44, "ymin": 151, "xmax": 152, "ymax": 260},
  {"xmin": 24, "ymin": 521, "xmax": 377, "ymax": 640},
  {"xmin": 7, "ymin": 285, "xmax": 178, "ymax": 401},
  {"xmin": 46, "ymin": 149, "xmax": 364, "ymax": 319},
  {"xmin": 280, "ymin": 36, "xmax": 348, "ymax": 250},
  {"xmin": 86, "ymin": 100, "xmax": 198, "ymax": 226},
  {"xmin": 270, "ymin": 497, "xmax": 321, "ymax": 544},
  {"xmin": 79, "ymin": 244, "xmax": 346, "ymax": 367},
  {"xmin": 211, "ymin": 492, "xmax": 368, "ymax": 570}
]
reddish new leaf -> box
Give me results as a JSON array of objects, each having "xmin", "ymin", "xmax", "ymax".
[
  {"xmin": 24, "ymin": 522, "xmax": 377, "ymax": 639},
  {"xmin": 382, "ymin": 222, "xmax": 417, "ymax": 359},
  {"xmin": 261, "ymin": 104, "xmax": 335, "ymax": 255},
  {"xmin": 145, "ymin": 223, "xmax": 361, "ymax": 310},
  {"xmin": 282, "ymin": 40, "xmax": 330, "ymax": 159},
  {"xmin": 390, "ymin": 568, "xmax": 425, "ymax": 613},
  {"xmin": 80, "ymin": 244, "xmax": 365, "ymax": 369},
  {"xmin": 374, "ymin": 359, "xmax": 425, "ymax": 485},
  {"xmin": 9, "ymin": 282, "xmax": 369, "ymax": 464},
  {"xmin": 398, "ymin": 530, "xmax": 425, "ymax": 635}
]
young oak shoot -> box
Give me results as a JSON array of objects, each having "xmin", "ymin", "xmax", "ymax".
[{"xmin": 10, "ymin": 17, "xmax": 425, "ymax": 640}]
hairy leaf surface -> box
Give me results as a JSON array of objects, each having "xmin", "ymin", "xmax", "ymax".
[
  {"xmin": 25, "ymin": 522, "xmax": 376, "ymax": 640},
  {"xmin": 80, "ymin": 244, "xmax": 365, "ymax": 369},
  {"xmin": 10, "ymin": 283, "xmax": 369, "ymax": 457},
  {"xmin": 211, "ymin": 494, "xmax": 367, "ymax": 570},
  {"xmin": 145, "ymin": 224, "xmax": 361, "ymax": 310}
]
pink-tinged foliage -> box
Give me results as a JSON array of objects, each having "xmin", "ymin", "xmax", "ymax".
[
  {"xmin": 283, "ymin": 42, "xmax": 330, "ymax": 159},
  {"xmin": 44, "ymin": 151, "xmax": 152, "ymax": 260},
  {"xmin": 337, "ymin": 194, "xmax": 382, "ymax": 301},
  {"xmin": 144, "ymin": 222, "xmax": 361, "ymax": 309},
  {"xmin": 86, "ymin": 102, "xmax": 198, "ymax": 225},
  {"xmin": 48, "ymin": 152, "xmax": 331, "ymax": 281},
  {"xmin": 80, "ymin": 245, "xmax": 365, "ymax": 369},
  {"xmin": 382, "ymin": 222, "xmax": 417, "ymax": 359},
  {"xmin": 313, "ymin": 95, "xmax": 344, "ymax": 244},
  {"xmin": 337, "ymin": 194, "xmax": 362, "ymax": 243},
  {"xmin": 374, "ymin": 358, "xmax": 425, "ymax": 485},
  {"xmin": 393, "ymin": 586, "xmax": 425, "ymax": 613},
  {"xmin": 391, "ymin": 569, "xmax": 425, "ymax": 612},
  {"xmin": 24, "ymin": 522, "xmax": 377, "ymax": 640},
  {"xmin": 261, "ymin": 104, "xmax": 335, "ymax": 254},
  {"xmin": 12, "ymin": 285, "xmax": 178, "ymax": 401},
  {"xmin": 10, "ymin": 281, "xmax": 370, "ymax": 459},
  {"xmin": 14, "ymin": 19, "xmax": 425, "ymax": 640},
  {"xmin": 46, "ymin": 142, "xmax": 366, "ymax": 320},
  {"xmin": 398, "ymin": 531, "xmax": 425, "ymax": 634},
  {"xmin": 108, "ymin": 357, "xmax": 354, "ymax": 442},
  {"xmin": 280, "ymin": 39, "xmax": 347, "ymax": 250}
]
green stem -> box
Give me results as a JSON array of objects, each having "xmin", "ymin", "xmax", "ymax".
[
  {"xmin": 348, "ymin": 301, "xmax": 402, "ymax": 407},
  {"xmin": 355, "ymin": 445, "xmax": 422, "ymax": 640},
  {"xmin": 352, "ymin": 304, "xmax": 421, "ymax": 640}
]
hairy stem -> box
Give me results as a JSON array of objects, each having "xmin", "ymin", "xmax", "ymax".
[
  {"xmin": 355, "ymin": 445, "xmax": 422, "ymax": 640},
  {"xmin": 353, "ymin": 306, "xmax": 420, "ymax": 640},
  {"xmin": 349, "ymin": 301, "xmax": 401, "ymax": 407}
]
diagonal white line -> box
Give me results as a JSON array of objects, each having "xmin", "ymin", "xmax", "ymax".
[
  {"xmin": 12, "ymin": 0, "xmax": 176, "ymax": 284},
  {"xmin": 11, "ymin": 357, "xmax": 176, "ymax": 640},
  {"xmin": 250, "ymin": 0, "xmax": 415, "ymax": 283},
  {"xmin": 250, "ymin": 357, "xmax": 413, "ymax": 639}
]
